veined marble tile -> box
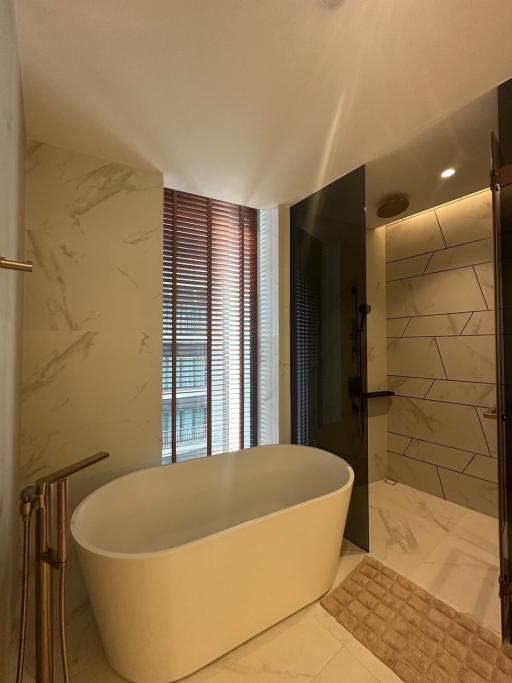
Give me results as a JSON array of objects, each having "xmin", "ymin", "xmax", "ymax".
[
  {"xmin": 465, "ymin": 454, "xmax": 498, "ymax": 483},
  {"xmin": 436, "ymin": 335, "xmax": 495, "ymax": 383},
  {"xmin": 313, "ymin": 646, "xmax": 380, "ymax": 683},
  {"xmin": 184, "ymin": 602, "xmax": 343, "ymax": 682},
  {"xmin": 476, "ymin": 407, "xmax": 498, "ymax": 458},
  {"xmin": 385, "ymin": 211, "xmax": 445, "ymax": 262},
  {"xmin": 387, "ymin": 451, "xmax": 444, "ymax": 498},
  {"xmin": 388, "ymin": 396, "xmax": 489, "ymax": 455},
  {"xmin": 425, "ymin": 379, "xmax": 495, "ymax": 407},
  {"xmin": 388, "ymin": 432, "xmax": 412, "ymax": 454},
  {"xmin": 387, "ymin": 338, "xmax": 445, "ymax": 379},
  {"xmin": 386, "ymin": 317, "xmax": 409, "ymax": 337},
  {"xmin": 385, "ymin": 253, "xmax": 431, "ymax": 282},
  {"xmin": 474, "ymin": 262, "xmax": 495, "ymax": 310},
  {"xmin": 462, "ymin": 310, "xmax": 495, "ymax": 335},
  {"xmin": 387, "ymin": 375, "xmax": 433, "ymax": 399},
  {"xmin": 403, "ymin": 312, "xmax": 471, "ymax": 337},
  {"xmin": 369, "ymin": 479, "xmax": 462, "ymax": 576},
  {"xmin": 410, "ymin": 523, "xmax": 500, "ymax": 635},
  {"xmin": 438, "ymin": 468, "xmax": 498, "ymax": 517},
  {"xmin": 405, "ymin": 439, "xmax": 474, "ymax": 472},
  {"xmin": 424, "ymin": 238, "xmax": 493, "ymax": 274},
  {"xmin": 435, "ymin": 190, "xmax": 492, "ymax": 247},
  {"xmin": 386, "ymin": 267, "xmax": 487, "ymax": 318}
]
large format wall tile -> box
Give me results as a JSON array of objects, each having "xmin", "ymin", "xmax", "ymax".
[
  {"xmin": 436, "ymin": 335, "xmax": 495, "ymax": 383},
  {"xmin": 474, "ymin": 262, "xmax": 495, "ymax": 309},
  {"xmin": 388, "ymin": 432, "xmax": 411, "ymax": 454},
  {"xmin": 405, "ymin": 439, "xmax": 474, "ymax": 472},
  {"xmin": 426, "ymin": 380, "xmax": 495, "ymax": 407},
  {"xmin": 387, "ymin": 267, "xmax": 487, "ymax": 318},
  {"xmin": 387, "ymin": 317, "xmax": 409, "ymax": 337},
  {"xmin": 462, "ymin": 310, "xmax": 495, "ymax": 335},
  {"xmin": 385, "ymin": 190, "xmax": 497, "ymax": 518},
  {"xmin": 385, "ymin": 211, "xmax": 445, "ymax": 262},
  {"xmin": 403, "ymin": 313, "xmax": 471, "ymax": 337},
  {"xmin": 388, "ymin": 375, "xmax": 433, "ymax": 398},
  {"xmin": 424, "ymin": 238, "xmax": 493, "ymax": 273},
  {"xmin": 465, "ymin": 455, "xmax": 498, "ymax": 484},
  {"xmin": 387, "ymin": 337, "xmax": 445, "ymax": 379},
  {"xmin": 439, "ymin": 468, "xmax": 498, "ymax": 517},
  {"xmin": 386, "ymin": 253, "xmax": 432, "ymax": 281},
  {"xmin": 435, "ymin": 190, "xmax": 492, "ymax": 247},
  {"xmin": 388, "ymin": 396, "xmax": 489, "ymax": 455},
  {"xmin": 388, "ymin": 451, "xmax": 444, "ymax": 498}
]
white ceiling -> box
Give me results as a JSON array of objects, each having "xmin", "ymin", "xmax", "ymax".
[{"xmin": 15, "ymin": 0, "xmax": 512, "ymax": 209}]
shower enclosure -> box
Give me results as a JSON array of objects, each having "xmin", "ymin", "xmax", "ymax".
[{"xmin": 290, "ymin": 166, "xmax": 369, "ymax": 551}]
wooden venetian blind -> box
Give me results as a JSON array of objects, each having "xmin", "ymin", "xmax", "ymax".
[{"xmin": 163, "ymin": 188, "xmax": 258, "ymax": 462}]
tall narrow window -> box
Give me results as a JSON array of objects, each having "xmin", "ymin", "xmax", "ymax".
[{"xmin": 163, "ymin": 189, "xmax": 258, "ymax": 462}]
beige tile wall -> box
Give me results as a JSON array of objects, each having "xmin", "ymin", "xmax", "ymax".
[
  {"xmin": 20, "ymin": 141, "xmax": 163, "ymax": 678},
  {"xmin": 385, "ymin": 190, "xmax": 498, "ymax": 517}
]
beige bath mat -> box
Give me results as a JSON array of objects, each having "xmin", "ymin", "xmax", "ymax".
[{"xmin": 321, "ymin": 556, "xmax": 512, "ymax": 683}]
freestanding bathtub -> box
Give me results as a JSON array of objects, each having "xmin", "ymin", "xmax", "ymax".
[{"xmin": 71, "ymin": 444, "xmax": 354, "ymax": 683}]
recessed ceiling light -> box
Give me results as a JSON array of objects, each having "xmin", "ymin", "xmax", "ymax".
[{"xmin": 441, "ymin": 168, "xmax": 456, "ymax": 178}]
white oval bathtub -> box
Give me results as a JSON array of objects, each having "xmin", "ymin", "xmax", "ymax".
[{"xmin": 71, "ymin": 444, "xmax": 354, "ymax": 683}]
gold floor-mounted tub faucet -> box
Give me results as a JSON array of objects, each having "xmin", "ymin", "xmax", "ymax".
[{"xmin": 16, "ymin": 451, "xmax": 109, "ymax": 683}]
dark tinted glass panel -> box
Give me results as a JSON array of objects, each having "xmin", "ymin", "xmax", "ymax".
[{"xmin": 290, "ymin": 166, "xmax": 368, "ymax": 551}]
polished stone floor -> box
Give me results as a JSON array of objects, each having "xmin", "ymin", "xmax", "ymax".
[{"xmin": 60, "ymin": 481, "xmax": 500, "ymax": 682}]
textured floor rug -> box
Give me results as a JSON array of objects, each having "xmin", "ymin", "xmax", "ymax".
[{"xmin": 321, "ymin": 556, "xmax": 512, "ymax": 683}]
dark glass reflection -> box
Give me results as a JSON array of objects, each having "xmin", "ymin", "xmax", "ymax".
[{"xmin": 290, "ymin": 166, "xmax": 368, "ymax": 551}]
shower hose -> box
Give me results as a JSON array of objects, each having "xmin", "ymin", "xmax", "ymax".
[{"xmin": 16, "ymin": 490, "xmax": 70, "ymax": 683}]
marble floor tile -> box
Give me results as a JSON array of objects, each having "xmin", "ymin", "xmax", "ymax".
[{"xmin": 369, "ymin": 480, "xmax": 501, "ymax": 636}]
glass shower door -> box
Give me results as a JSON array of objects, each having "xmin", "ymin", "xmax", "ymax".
[{"xmin": 492, "ymin": 129, "xmax": 512, "ymax": 643}]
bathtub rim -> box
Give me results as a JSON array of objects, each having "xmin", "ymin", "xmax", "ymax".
[{"xmin": 70, "ymin": 444, "xmax": 354, "ymax": 561}]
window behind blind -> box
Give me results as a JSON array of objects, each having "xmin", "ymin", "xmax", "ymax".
[{"xmin": 163, "ymin": 188, "xmax": 258, "ymax": 462}]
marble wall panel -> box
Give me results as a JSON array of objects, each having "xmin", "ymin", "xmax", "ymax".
[
  {"xmin": 474, "ymin": 262, "xmax": 495, "ymax": 309},
  {"xmin": 404, "ymin": 313, "xmax": 471, "ymax": 337},
  {"xmin": 436, "ymin": 335, "xmax": 495, "ymax": 383},
  {"xmin": 0, "ymin": 1, "xmax": 23, "ymax": 677},
  {"xmin": 388, "ymin": 432, "xmax": 411, "ymax": 454},
  {"xmin": 385, "ymin": 212, "xmax": 445, "ymax": 262},
  {"xmin": 385, "ymin": 190, "xmax": 498, "ymax": 517},
  {"xmin": 465, "ymin": 455, "xmax": 498, "ymax": 484},
  {"xmin": 388, "ymin": 376, "xmax": 433, "ymax": 399},
  {"xmin": 462, "ymin": 311, "xmax": 495, "ymax": 335},
  {"xmin": 386, "ymin": 253, "xmax": 432, "ymax": 281},
  {"xmin": 435, "ymin": 191, "xmax": 493, "ymax": 247},
  {"xmin": 426, "ymin": 380, "xmax": 495, "ymax": 408},
  {"xmin": 387, "ymin": 317, "xmax": 410, "ymax": 337},
  {"xmin": 387, "ymin": 337, "xmax": 445, "ymax": 379},
  {"xmin": 405, "ymin": 439, "xmax": 474, "ymax": 472},
  {"xmin": 439, "ymin": 468, "xmax": 498, "ymax": 517},
  {"xmin": 20, "ymin": 142, "xmax": 163, "ymax": 678},
  {"xmin": 424, "ymin": 238, "xmax": 493, "ymax": 273},
  {"xmin": 388, "ymin": 451, "xmax": 444, "ymax": 498},
  {"xmin": 387, "ymin": 267, "xmax": 487, "ymax": 318},
  {"xmin": 388, "ymin": 396, "xmax": 489, "ymax": 455}
]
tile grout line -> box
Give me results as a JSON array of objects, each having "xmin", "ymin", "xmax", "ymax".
[
  {"xmin": 385, "ymin": 235, "xmax": 492, "ymax": 266},
  {"xmin": 387, "ymin": 308, "xmax": 491, "ymax": 320},
  {"xmin": 434, "ymin": 209, "xmax": 448, "ymax": 249},
  {"xmin": 386, "ymin": 258, "xmax": 493, "ymax": 283},
  {"xmin": 472, "ymin": 264, "xmax": 489, "ymax": 310},
  {"xmin": 392, "ymin": 450, "xmax": 498, "ymax": 484},
  {"xmin": 386, "ymin": 429, "xmax": 489, "ymax": 457},
  {"xmin": 433, "ymin": 336, "xmax": 448, "ymax": 380}
]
